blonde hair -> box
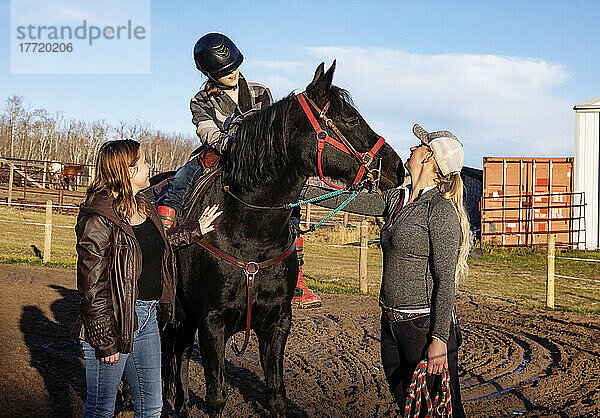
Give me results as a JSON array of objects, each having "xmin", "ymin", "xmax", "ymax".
[
  {"xmin": 434, "ymin": 170, "xmax": 471, "ymax": 286},
  {"xmin": 86, "ymin": 139, "xmax": 147, "ymax": 221}
]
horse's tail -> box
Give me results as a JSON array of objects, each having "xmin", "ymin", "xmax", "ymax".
[{"xmin": 160, "ymin": 322, "xmax": 178, "ymax": 399}]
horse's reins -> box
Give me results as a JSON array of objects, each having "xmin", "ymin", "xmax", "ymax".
[{"xmin": 194, "ymin": 236, "xmax": 297, "ymax": 355}]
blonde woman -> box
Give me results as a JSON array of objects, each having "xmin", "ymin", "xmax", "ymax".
[
  {"xmin": 74, "ymin": 139, "xmax": 221, "ymax": 417},
  {"xmin": 302, "ymin": 124, "xmax": 469, "ymax": 416}
]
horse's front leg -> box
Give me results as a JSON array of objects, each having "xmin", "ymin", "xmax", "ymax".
[
  {"xmin": 173, "ymin": 315, "xmax": 197, "ymax": 418},
  {"xmin": 197, "ymin": 314, "xmax": 227, "ymax": 417},
  {"xmin": 256, "ymin": 303, "xmax": 292, "ymax": 417}
]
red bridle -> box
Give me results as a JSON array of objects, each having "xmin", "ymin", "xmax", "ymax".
[{"xmin": 296, "ymin": 92, "xmax": 386, "ymax": 191}]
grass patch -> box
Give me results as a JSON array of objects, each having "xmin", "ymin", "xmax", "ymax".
[
  {"xmin": 0, "ymin": 255, "xmax": 76, "ymax": 269},
  {"xmin": 302, "ymin": 226, "xmax": 383, "ymax": 295},
  {"xmin": 303, "ymin": 275, "xmax": 362, "ymax": 295},
  {"xmin": 460, "ymin": 243, "xmax": 600, "ymax": 315},
  {"xmin": 0, "ymin": 205, "xmax": 78, "ymax": 267}
]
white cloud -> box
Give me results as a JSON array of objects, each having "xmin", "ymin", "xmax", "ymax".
[
  {"xmin": 259, "ymin": 76, "xmax": 298, "ymax": 100},
  {"xmin": 253, "ymin": 60, "xmax": 307, "ymax": 72},
  {"xmin": 247, "ymin": 47, "xmax": 573, "ymax": 167}
]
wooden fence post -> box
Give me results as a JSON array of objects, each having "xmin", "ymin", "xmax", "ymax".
[
  {"xmin": 305, "ymin": 203, "xmax": 312, "ymax": 226},
  {"xmin": 8, "ymin": 163, "xmax": 14, "ymax": 207},
  {"xmin": 546, "ymin": 234, "xmax": 556, "ymax": 309},
  {"xmin": 43, "ymin": 200, "xmax": 53, "ymax": 263},
  {"xmin": 42, "ymin": 161, "xmax": 48, "ymax": 188},
  {"xmin": 88, "ymin": 166, "xmax": 95, "ymax": 186},
  {"xmin": 343, "ymin": 211, "xmax": 349, "ymax": 226},
  {"xmin": 359, "ymin": 218, "xmax": 368, "ymax": 294},
  {"xmin": 23, "ymin": 163, "xmax": 27, "ymax": 200}
]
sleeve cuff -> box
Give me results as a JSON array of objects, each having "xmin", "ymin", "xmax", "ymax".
[
  {"xmin": 431, "ymin": 333, "xmax": 448, "ymax": 344},
  {"xmin": 94, "ymin": 342, "xmax": 119, "ymax": 359}
]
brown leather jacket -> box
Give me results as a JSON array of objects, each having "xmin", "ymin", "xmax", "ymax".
[{"xmin": 74, "ymin": 189, "xmax": 202, "ymax": 359}]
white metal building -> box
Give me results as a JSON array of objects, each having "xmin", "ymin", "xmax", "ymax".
[{"xmin": 574, "ymin": 97, "xmax": 600, "ymax": 249}]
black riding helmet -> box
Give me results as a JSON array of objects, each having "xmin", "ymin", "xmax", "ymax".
[{"xmin": 193, "ymin": 33, "xmax": 243, "ymax": 90}]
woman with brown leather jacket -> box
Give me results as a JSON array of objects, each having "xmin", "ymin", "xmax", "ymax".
[{"xmin": 74, "ymin": 139, "xmax": 221, "ymax": 417}]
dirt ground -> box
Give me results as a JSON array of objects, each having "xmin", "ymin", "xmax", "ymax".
[{"xmin": 1, "ymin": 264, "xmax": 599, "ymax": 417}]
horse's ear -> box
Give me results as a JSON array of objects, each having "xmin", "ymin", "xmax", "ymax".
[
  {"xmin": 310, "ymin": 62, "xmax": 325, "ymax": 85},
  {"xmin": 307, "ymin": 60, "xmax": 336, "ymax": 103}
]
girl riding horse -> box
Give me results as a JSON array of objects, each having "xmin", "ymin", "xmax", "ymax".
[{"xmin": 157, "ymin": 32, "xmax": 321, "ymax": 307}]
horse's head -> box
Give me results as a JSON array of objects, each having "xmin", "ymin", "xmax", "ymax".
[
  {"xmin": 224, "ymin": 61, "xmax": 404, "ymax": 196},
  {"xmin": 299, "ymin": 61, "xmax": 404, "ymax": 190}
]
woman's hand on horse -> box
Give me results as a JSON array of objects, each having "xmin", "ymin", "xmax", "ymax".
[
  {"xmin": 426, "ymin": 338, "xmax": 448, "ymax": 375},
  {"xmin": 100, "ymin": 353, "xmax": 120, "ymax": 365},
  {"xmin": 198, "ymin": 204, "xmax": 222, "ymax": 235}
]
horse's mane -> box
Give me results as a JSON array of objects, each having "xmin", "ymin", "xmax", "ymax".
[
  {"xmin": 223, "ymin": 86, "xmax": 353, "ymax": 192},
  {"xmin": 223, "ymin": 93, "xmax": 295, "ymax": 192}
]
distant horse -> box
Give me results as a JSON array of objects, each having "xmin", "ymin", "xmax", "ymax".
[
  {"xmin": 48, "ymin": 162, "xmax": 63, "ymax": 189},
  {"xmin": 48, "ymin": 162, "xmax": 86, "ymax": 190},
  {"xmin": 160, "ymin": 61, "xmax": 405, "ymax": 417}
]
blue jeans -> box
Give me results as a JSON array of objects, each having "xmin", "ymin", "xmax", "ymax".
[
  {"xmin": 82, "ymin": 300, "xmax": 162, "ymax": 418},
  {"xmin": 158, "ymin": 157, "xmax": 203, "ymax": 216}
]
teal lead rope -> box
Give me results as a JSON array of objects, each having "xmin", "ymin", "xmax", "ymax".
[
  {"xmin": 288, "ymin": 187, "xmax": 353, "ymax": 208},
  {"xmin": 289, "ymin": 188, "xmax": 361, "ymax": 233},
  {"xmin": 224, "ymin": 182, "xmax": 365, "ymax": 234},
  {"xmin": 310, "ymin": 189, "xmax": 360, "ymax": 230}
]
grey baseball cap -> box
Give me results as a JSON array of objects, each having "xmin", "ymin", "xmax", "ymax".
[{"xmin": 412, "ymin": 124, "xmax": 464, "ymax": 176}]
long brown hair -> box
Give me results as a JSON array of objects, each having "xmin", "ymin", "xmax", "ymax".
[
  {"xmin": 203, "ymin": 80, "xmax": 221, "ymax": 96},
  {"xmin": 433, "ymin": 170, "xmax": 471, "ymax": 286},
  {"xmin": 86, "ymin": 139, "xmax": 147, "ymax": 221}
]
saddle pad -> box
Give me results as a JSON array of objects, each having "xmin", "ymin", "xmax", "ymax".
[
  {"xmin": 198, "ymin": 149, "xmax": 221, "ymax": 170},
  {"xmin": 180, "ymin": 168, "xmax": 221, "ymax": 223}
]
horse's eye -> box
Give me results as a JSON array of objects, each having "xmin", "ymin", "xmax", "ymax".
[{"xmin": 345, "ymin": 118, "xmax": 359, "ymax": 127}]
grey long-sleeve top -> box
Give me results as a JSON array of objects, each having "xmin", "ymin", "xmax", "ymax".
[
  {"xmin": 303, "ymin": 185, "xmax": 460, "ymax": 343},
  {"xmin": 190, "ymin": 74, "xmax": 273, "ymax": 153}
]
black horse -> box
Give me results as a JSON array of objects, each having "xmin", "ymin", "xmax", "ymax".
[{"xmin": 162, "ymin": 61, "xmax": 404, "ymax": 417}]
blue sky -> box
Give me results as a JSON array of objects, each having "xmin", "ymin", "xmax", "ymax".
[{"xmin": 1, "ymin": 0, "xmax": 598, "ymax": 167}]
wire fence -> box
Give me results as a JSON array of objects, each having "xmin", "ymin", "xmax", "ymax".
[
  {"xmin": 0, "ymin": 199, "xmax": 379, "ymax": 292},
  {"xmin": 546, "ymin": 234, "xmax": 600, "ymax": 308},
  {"xmin": 0, "ymin": 156, "xmax": 163, "ymax": 212},
  {"xmin": 3, "ymin": 201, "xmax": 600, "ymax": 307},
  {"xmin": 0, "ymin": 199, "xmax": 59, "ymax": 262}
]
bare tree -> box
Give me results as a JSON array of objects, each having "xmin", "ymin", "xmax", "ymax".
[
  {"xmin": 5, "ymin": 96, "xmax": 24, "ymax": 158},
  {"xmin": 0, "ymin": 96, "xmax": 199, "ymax": 173}
]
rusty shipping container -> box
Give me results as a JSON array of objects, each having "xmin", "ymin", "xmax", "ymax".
[{"xmin": 481, "ymin": 157, "xmax": 584, "ymax": 247}]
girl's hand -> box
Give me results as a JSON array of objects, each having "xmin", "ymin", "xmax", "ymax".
[
  {"xmin": 100, "ymin": 353, "xmax": 120, "ymax": 365},
  {"xmin": 426, "ymin": 338, "xmax": 448, "ymax": 375},
  {"xmin": 198, "ymin": 204, "xmax": 222, "ymax": 235}
]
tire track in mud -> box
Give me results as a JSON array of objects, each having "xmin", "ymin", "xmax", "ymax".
[
  {"xmin": 173, "ymin": 292, "xmax": 600, "ymax": 417},
  {"xmin": 458, "ymin": 292, "xmax": 600, "ymax": 417}
]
